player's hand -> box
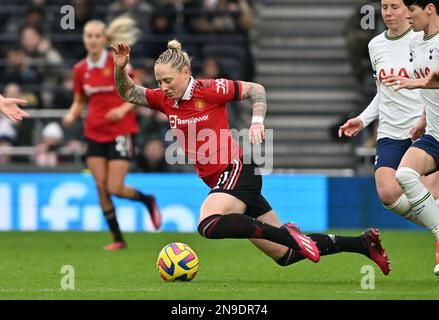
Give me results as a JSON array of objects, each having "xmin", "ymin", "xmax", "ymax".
[
  {"xmin": 424, "ymin": 70, "xmax": 439, "ymax": 88},
  {"xmin": 338, "ymin": 117, "xmax": 364, "ymax": 138},
  {"xmin": 409, "ymin": 116, "xmax": 426, "ymax": 141},
  {"xmin": 0, "ymin": 96, "xmax": 28, "ymax": 122},
  {"xmin": 110, "ymin": 42, "xmax": 130, "ymax": 69},
  {"xmin": 381, "ymin": 75, "xmax": 428, "ymax": 91},
  {"xmin": 105, "ymin": 107, "xmax": 125, "ymax": 122},
  {"xmin": 249, "ymin": 123, "xmax": 265, "ymax": 144},
  {"xmin": 63, "ymin": 112, "xmax": 76, "ymax": 128}
]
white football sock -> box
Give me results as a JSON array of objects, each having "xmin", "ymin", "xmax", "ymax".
[
  {"xmin": 396, "ymin": 167, "xmax": 439, "ymax": 240},
  {"xmin": 384, "ymin": 194, "xmax": 426, "ymax": 227}
]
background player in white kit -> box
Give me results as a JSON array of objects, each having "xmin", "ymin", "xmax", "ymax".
[
  {"xmin": 339, "ymin": 0, "xmax": 439, "ymax": 229},
  {"xmin": 379, "ymin": 0, "xmax": 439, "ymax": 275}
]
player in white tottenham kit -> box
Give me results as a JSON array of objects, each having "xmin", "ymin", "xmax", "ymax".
[
  {"xmin": 340, "ymin": 0, "xmax": 439, "ymax": 228},
  {"xmin": 381, "ymin": 0, "xmax": 439, "ymax": 275}
]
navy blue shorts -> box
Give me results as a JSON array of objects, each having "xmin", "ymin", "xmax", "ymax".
[
  {"xmin": 374, "ymin": 138, "xmax": 412, "ymax": 171},
  {"xmin": 411, "ymin": 134, "xmax": 439, "ymax": 169}
]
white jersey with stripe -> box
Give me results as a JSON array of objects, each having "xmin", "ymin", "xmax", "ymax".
[
  {"xmin": 368, "ymin": 28, "xmax": 423, "ymax": 140},
  {"xmin": 410, "ymin": 31, "xmax": 439, "ymax": 141}
]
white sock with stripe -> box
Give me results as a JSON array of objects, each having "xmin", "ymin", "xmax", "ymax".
[
  {"xmin": 384, "ymin": 194, "xmax": 426, "ymax": 227},
  {"xmin": 396, "ymin": 167, "xmax": 439, "ymax": 240}
]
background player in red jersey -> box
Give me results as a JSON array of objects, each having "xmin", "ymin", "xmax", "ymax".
[
  {"xmin": 63, "ymin": 15, "xmax": 161, "ymax": 251},
  {"xmin": 112, "ymin": 39, "xmax": 391, "ymax": 275},
  {"xmin": 0, "ymin": 94, "xmax": 28, "ymax": 122}
]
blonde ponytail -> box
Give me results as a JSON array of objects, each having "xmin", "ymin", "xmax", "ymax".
[
  {"xmin": 156, "ymin": 39, "xmax": 191, "ymax": 71},
  {"xmin": 167, "ymin": 39, "xmax": 182, "ymax": 51},
  {"xmin": 105, "ymin": 14, "xmax": 140, "ymax": 46}
]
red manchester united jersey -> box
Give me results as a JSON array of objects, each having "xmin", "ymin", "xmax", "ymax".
[
  {"xmin": 145, "ymin": 77, "xmax": 243, "ymax": 187},
  {"xmin": 73, "ymin": 50, "xmax": 139, "ymax": 142}
]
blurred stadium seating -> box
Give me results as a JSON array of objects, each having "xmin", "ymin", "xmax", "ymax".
[{"xmin": 0, "ymin": 0, "xmax": 375, "ymax": 175}]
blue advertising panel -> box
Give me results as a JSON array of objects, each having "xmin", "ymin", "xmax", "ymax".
[
  {"xmin": 262, "ymin": 175, "xmax": 328, "ymax": 232},
  {"xmin": 328, "ymin": 177, "xmax": 423, "ymax": 229},
  {"xmin": 0, "ymin": 173, "xmax": 328, "ymax": 232}
]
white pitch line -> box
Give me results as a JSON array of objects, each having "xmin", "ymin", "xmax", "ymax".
[{"xmin": 0, "ymin": 288, "xmax": 438, "ymax": 297}]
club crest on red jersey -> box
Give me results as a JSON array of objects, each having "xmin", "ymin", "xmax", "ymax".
[
  {"xmin": 194, "ymin": 99, "xmax": 206, "ymax": 111},
  {"xmin": 103, "ymin": 67, "xmax": 112, "ymax": 78}
]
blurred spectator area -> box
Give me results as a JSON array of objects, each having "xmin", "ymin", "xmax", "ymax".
[
  {"xmin": 0, "ymin": 0, "xmax": 254, "ymax": 171},
  {"xmin": 0, "ymin": 0, "xmax": 378, "ymax": 175},
  {"xmin": 0, "ymin": 0, "xmax": 252, "ymax": 81}
]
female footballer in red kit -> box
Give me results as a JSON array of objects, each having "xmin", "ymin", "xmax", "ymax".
[
  {"xmin": 63, "ymin": 16, "xmax": 161, "ymax": 250},
  {"xmin": 111, "ymin": 39, "xmax": 391, "ymax": 274}
]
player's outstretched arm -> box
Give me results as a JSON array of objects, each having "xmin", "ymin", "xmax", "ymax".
[
  {"xmin": 63, "ymin": 93, "xmax": 84, "ymax": 127},
  {"xmin": 422, "ymin": 71, "xmax": 439, "ymax": 89},
  {"xmin": 409, "ymin": 109, "xmax": 426, "ymax": 141},
  {"xmin": 0, "ymin": 95, "xmax": 28, "ymax": 122},
  {"xmin": 241, "ymin": 81, "xmax": 266, "ymax": 144},
  {"xmin": 381, "ymin": 74, "xmax": 429, "ymax": 91},
  {"xmin": 111, "ymin": 42, "xmax": 149, "ymax": 107},
  {"xmin": 338, "ymin": 118, "xmax": 364, "ymax": 138},
  {"xmin": 339, "ymin": 93, "xmax": 380, "ymax": 138}
]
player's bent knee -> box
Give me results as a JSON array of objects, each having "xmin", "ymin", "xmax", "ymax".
[
  {"xmin": 197, "ymin": 214, "xmax": 222, "ymax": 239},
  {"xmin": 107, "ymin": 185, "xmax": 123, "ymax": 197},
  {"xmin": 395, "ymin": 167, "xmax": 420, "ymax": 187},
  {"xmin": 379, "ymin": 191, "xmax": 401, "ymax": 207},
  {"xmin": 276, "ymin": 259, "xmax": 293, "ymax": 267},
  {"xmin": 95, "ymin": 181, "xmax": 106, "ymax": 191},
  {"xmin": 275, "ymin": 248, "xmax": 300, "ymax": 266}
]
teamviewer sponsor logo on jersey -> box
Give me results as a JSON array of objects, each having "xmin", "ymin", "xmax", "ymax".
[
  {"xmin": 83, "ymin": 84, "xmax": 115, "ymax": 96},
  {"xmin": 169, "ymin": 115, "xmax": 209, "ymax": 128},
  {"xmin": 164, "ymin": 127, "xmax": 274, "ymax": 174},
  {"xmin": 169, "ymin": 115, "xmax": 178, "ymax": 128}
]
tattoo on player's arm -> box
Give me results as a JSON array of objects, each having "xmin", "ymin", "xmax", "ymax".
[
  {"xmin": 241, "ymin": 81, "xmax": 266, "ymax": 118},
  {"xmin": 114, "ymin": 67, "xmax": 133, "ymax": 98},
  {"xmin": 128, "ymin": 85, "xmax": 148, "ymax": 106},
  {"xmin": 115, "ymin": 67, "xmax": 149, "ymax": 106}
]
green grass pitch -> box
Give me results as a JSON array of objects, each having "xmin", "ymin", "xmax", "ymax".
[{"xmin": 0, "ymin": 230, "xmax": 438, "ymax": 300}]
